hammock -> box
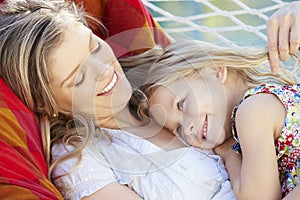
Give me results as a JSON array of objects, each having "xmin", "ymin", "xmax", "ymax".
[{"xmin": 143, "ymin": 0, "xmax": 292, "ymax": 47}]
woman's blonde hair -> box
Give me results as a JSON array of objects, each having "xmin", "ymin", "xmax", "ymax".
[
  {"xmin": 130, "ymin": 40, "xmax": 299, "ymax": 121},
  {"xmin": 0, "ymin": 0, "xmax": 107, "ymax": 179}
]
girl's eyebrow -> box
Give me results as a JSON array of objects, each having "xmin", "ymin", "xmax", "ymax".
[
  {"xmin": 172, "ymin": 95, "xmax": 177, "ymax": 109},
  {"xmin": 60, "ymin": 32, "xmax": 93, "ymax": 87}
]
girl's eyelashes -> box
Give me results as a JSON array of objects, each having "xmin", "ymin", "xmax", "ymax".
[
  {"xmin": 177, "ymin": 99, "xmax": 185, "ymax": 110},
  {"xmin": 176, "ymin": 124, "xmax": 183, "ymax": 136},
  {"xmin": 74, "ymin": 69, "xmax": 86, "ymax": 87},
  {"xmin": 176, "ymin": 100, "xmax": 184, "ymax": 137}
]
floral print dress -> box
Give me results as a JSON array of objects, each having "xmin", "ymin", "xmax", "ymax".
[{"xmin": 231, "ymin": 84, "xmax": 300, "ymax": 197}]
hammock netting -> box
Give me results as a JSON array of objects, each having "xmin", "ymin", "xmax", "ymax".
[{"xmin": 144, "ymin": 0, "xmax": 294, "ymax": 47}]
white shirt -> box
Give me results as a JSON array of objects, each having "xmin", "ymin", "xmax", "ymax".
[{"xmin": 52, "ymin": 128, "xmax": 236, "ymax": 200}]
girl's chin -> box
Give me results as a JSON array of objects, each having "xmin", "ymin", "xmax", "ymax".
[{"xmin": 198, "ymin": 142, "xmax": 217, "ymax": 150}]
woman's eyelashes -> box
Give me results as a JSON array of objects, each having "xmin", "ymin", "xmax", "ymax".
[
  {"xmin": 73, "ymin": 41, "xmax": 100, "ymax": 87},
  {"xmin": 91, "ymin": 42, "xmax": 102, "ymax": 55},
  {"xmin": 74, "ymin": 69, "xmax": 86, "ymax": 87}
]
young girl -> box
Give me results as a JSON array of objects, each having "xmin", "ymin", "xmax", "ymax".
[{"xmin": 133, "ymin": 39, "xmax": 300, "ymax": 199}]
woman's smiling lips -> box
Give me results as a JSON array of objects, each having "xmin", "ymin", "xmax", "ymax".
[{"xmin": 97, "ymin": 71, "xmax": 118, "ymax": 96}]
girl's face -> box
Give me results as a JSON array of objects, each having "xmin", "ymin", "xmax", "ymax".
[
  {"xmin": 49, "ymin": 23, "xmax": 132, "ymax": 126},
  {"xmin": 149, "ymin": 68, "xmax": 228, "ymax": 149}
]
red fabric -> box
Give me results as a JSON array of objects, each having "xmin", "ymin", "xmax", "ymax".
[
  {"xmin": 0, "ymin": 78, "xmax": 63, "ymax": 199},
  {"xmin": 75, "ymin": 0, "xmax": 171, "ymax": 57}
]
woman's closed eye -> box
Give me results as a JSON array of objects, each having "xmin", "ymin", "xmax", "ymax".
[
  {"xmin": 73, "ymin": 41, "xmax": 100, "ymax": 87},
  {"xmin": 74, "ymin": 68, "xmax": 86, "ymax": 87},
  {"xmin": 91, "ymin": 42, "xmax": 102, "ymax": 55}
]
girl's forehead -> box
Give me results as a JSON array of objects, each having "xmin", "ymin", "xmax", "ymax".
[
  {"xmin": 168, "ymin": 75, "xmax": 197, "ymax": 88},
  {"xmin": 154, "ymin": 83, "xmax": 184, "ymax": 99}
]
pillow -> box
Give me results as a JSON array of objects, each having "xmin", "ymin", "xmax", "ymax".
[{"xmin": 0, "ymin": 78, "xmax": 63, "ymax": 200}]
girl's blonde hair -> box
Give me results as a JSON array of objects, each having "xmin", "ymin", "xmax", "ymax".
[
  {"xmin": 130, "ymin": 40, "xmax": 299, "ymax": 121},
  {"xmin": 0, "ymin": 0, "xmax": 107, "ymax": 179}
]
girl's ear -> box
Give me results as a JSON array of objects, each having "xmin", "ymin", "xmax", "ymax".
[{"xmin": 216, "ymin": 66, "xmax": 228, "ymax": 83}]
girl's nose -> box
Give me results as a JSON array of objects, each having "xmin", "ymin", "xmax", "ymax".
[{"xmin": 183, "ymin": 121, "xmax": 195, "ymax": 137}]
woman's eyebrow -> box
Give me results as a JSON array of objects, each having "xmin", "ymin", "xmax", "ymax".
[
  {"xmin": 60, "ymin": 32, "xmax": 93, "ymax": 87},
  {"xmin": 88, "ymin": 31, "xmax": 93, "ymax": 51},
  {"xmin": 91, "ymin": 42, "xmax": 101, "ymax": 54}
]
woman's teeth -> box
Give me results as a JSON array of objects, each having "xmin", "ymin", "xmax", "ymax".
[{"xmin": 98, "ymin": 72, "xmax": 117, "ymax": 95}]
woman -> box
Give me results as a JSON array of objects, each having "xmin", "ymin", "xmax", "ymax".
[{"xmin": 0, "ymin": 0, "xmax": 298, "ymax": 199}]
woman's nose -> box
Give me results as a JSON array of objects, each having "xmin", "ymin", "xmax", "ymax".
[
  {"xmin": 85, "ymin": 57, "xmax": 112, "ymax": 81},
  {"xmin": 96, "ymin": 64, "xmax": 114, "ymax": 81}
]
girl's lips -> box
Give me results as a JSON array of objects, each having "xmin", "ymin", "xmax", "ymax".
[
  {"xmin": 203, "ymin": 115, "xmax": 208, "ymax": 140},
  {"xmin": 97, "ymin": 71, "xmax": 118, "ymax": 96}
]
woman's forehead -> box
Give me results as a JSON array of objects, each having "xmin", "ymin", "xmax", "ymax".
[{"xmin": 49, "ymin": 23, "xmax": 91, "ymax": 82}]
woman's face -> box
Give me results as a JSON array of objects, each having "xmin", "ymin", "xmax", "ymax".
[
  {"xmin": 149, "ymin": 68, "xmax": 228, "ymax": 149},
  {"xmin": 49, "ymin": 22, "xmax": 132, "ymax": 125}
]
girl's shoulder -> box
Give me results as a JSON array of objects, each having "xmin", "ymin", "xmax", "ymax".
[
  {"xmin": 244, "ymin": 84, "xmax": 300, "ymax": 111},
  {"xmin": 237, "ymin": 91, "xmax": 285, "ymax": 122},
  {"xmin": 235, "ymin": 88, "xmax": 287, "ymax": 141}
]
